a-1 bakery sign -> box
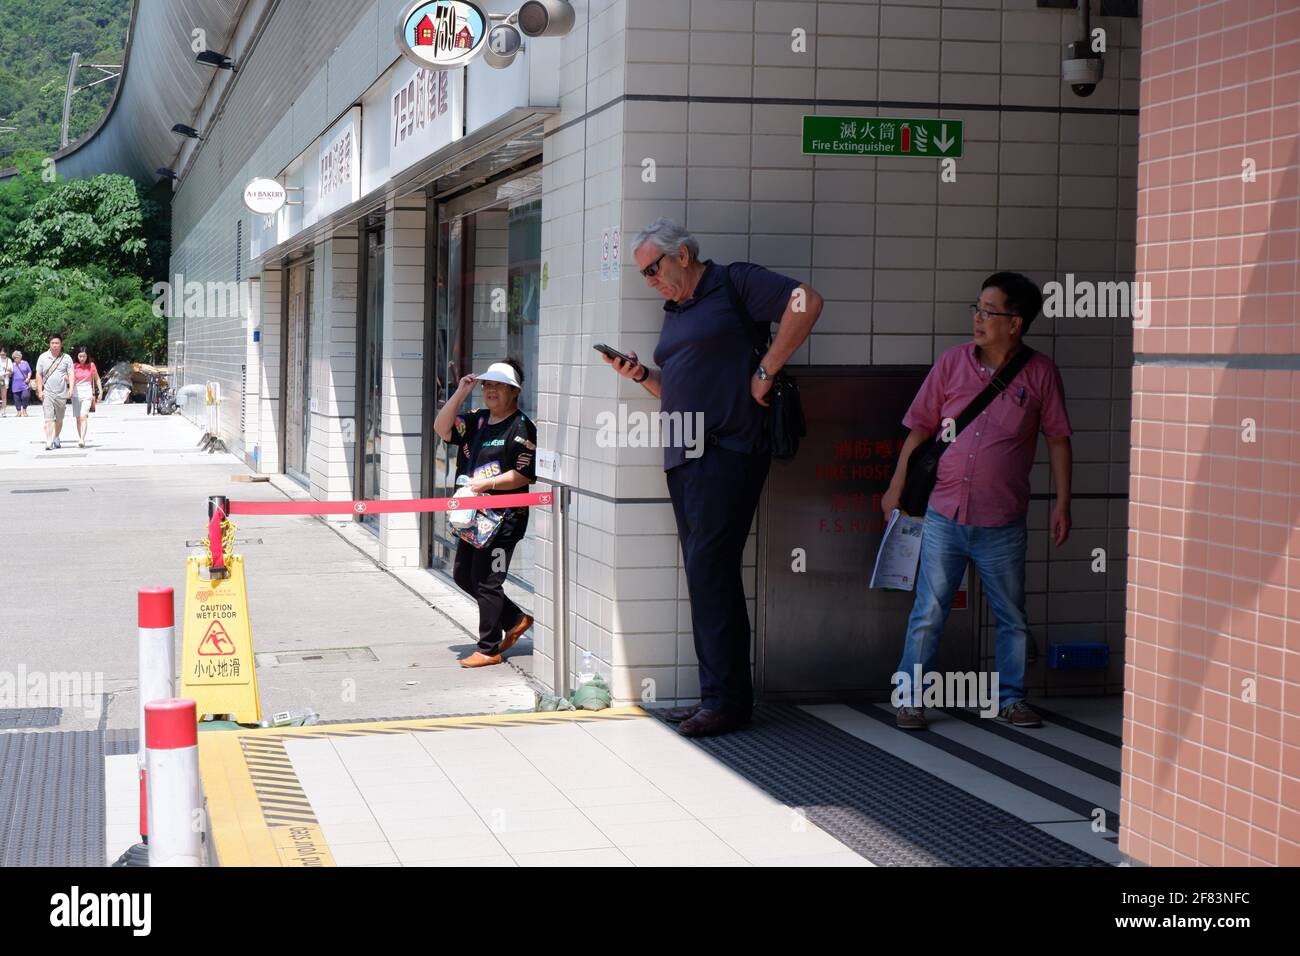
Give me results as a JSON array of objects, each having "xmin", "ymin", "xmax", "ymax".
[
  {"xmin": 397, "ymin": 1, "xmax": 488, "ymax": 70},
  {"xmin": 242, "ymin": 178, "xmax": 287, "ymax": 215}
]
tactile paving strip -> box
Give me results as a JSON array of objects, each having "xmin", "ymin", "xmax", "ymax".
[
  {"xmin": 103, "ymin": 729, "xmax": 139, "ymax": 756},
  {"xmin": 673, "ymin": 704, "xmax": 1106, "ymax": 867},
  {"xmin": 0, "ymin": 707, "xmax": 62, "ymax": 729},
  {"xmin": 0, "ymin": 730, "xmax": 105, "ymax": 866}
]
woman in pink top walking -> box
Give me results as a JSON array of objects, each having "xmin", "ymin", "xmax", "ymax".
[{"xmin": 70, "ymin": 346, "xmax": 103, "ymax": 447}]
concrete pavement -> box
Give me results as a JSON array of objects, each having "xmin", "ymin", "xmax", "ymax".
[{"xmin": 0, "ymin": 400, "xmax": 537, "ymax": 735}]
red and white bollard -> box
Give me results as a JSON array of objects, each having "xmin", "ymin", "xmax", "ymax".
[
  {"xmin": 145, "ymin": 699, "xmax": 203, "ymax": 867},
  {"xmin": 137, "ymin": 587, "xmax": 176, "ymax": 843}
]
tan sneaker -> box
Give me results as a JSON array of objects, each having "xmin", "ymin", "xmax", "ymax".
[
  {"xmin": 459, "ymin": 651, "xmax": 503, "ymax": 668},
  {"xmin": 499, "ymin": 614, "xmax": 533, "ymax": 654},
  {"xmin": 997, "ymin": 701, "xmax": 1042, "ymax": 727}
]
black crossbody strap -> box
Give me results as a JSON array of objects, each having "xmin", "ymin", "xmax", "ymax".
[
  {"xmin": 720, "ymin": 265, "xmax": 771, "ymax": 356},
  {"xmin": 949, "ymin": 345, "xmax": 1036, "ymax": 436}
]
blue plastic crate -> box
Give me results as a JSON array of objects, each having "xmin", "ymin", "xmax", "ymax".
[{"xmin": 1046, "ymin": 641, "xmax": 1110, "ymax": 670}]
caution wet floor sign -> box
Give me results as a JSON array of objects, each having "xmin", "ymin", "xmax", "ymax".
[{"xmin": 180, "ymin": 555, "xmax": 262, "ymax": 723}]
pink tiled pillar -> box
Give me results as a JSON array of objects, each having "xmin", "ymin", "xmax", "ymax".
[{"xmin": 1124, "ymin": 0, "xmax": 1300, "ymax": 866}]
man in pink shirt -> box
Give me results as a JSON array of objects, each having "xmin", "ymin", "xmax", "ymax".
[{"xmin": 883, "ymin": 272, "xmax": 1073, "ymax": 729}]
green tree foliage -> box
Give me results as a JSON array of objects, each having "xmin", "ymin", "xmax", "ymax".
[
  {"xmin": 0, "ymin": 0, "xmax": 131, "ymax": 165},
  {"xmin": 0, "ymin": 169, "xmax": 167, "ymax": 367},
  {"xmin": 1, "ymin": 172, "xmax": 152, "ymax": 270}
]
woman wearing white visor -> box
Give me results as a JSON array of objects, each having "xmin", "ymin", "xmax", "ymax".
[{"xmin": 434, "ymin": 359, "xmax": 537, "ymax": 667}]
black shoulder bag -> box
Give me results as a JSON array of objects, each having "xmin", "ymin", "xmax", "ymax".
[
  {"xmin": 897, "ymin": 346, "xmax": 1036, "ymax": 517},
  {"xmin": 721, "ymin": 268, "xmax": 806, "ymax": 460}
]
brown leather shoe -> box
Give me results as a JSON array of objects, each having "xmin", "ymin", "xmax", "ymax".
[
  {"xmin": 459, "ymin": 651, "xmax": 503, "ymax": 668},
  {"xmin": 677, "ymin": 708, "xmax": 749, "ymax": 738},
  {"xmin": 661, "ymin": 704, "xmax": 702, "ymax": 724},
  {"xmin": 499, "ymin": 614, "xmax": 533, "ymax": 654}
]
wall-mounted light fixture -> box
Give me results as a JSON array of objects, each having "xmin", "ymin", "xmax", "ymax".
[{"xmin": 196, "ymin": 49, "xmax": 236, "ymax": 72}]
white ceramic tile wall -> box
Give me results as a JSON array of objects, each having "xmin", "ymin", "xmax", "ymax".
[{"xmin": 531, "ymin": 0, "xmax": 1139, "ymax": 702}]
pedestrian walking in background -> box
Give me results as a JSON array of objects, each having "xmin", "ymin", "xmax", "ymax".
[
  {"xmin": 433, "ymin": 359, "xmax": 537, "ymax": 669},
  {"xmin": 9, "ymin": 350, "xmax": 31, "ymax": 417},
  {"xmin": 883, "ymin": 272, "xmax": 1073, "ymax": 731},
  {"xmin": 70, "ymin": 347, "xmax": 103, "ymax": 448},
  {"xmin": 0, "ymin": 348, "xmax": 11, "ymax": 417},
  {"xmin": 603, "ymin": 218, "xmax": 824, "ymax": 737},
  {"xmin": 34, "ymin": 334, "xmax": 74, "ymax": 450}
]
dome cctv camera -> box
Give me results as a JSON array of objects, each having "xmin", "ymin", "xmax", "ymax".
[{"xmin": 1063, "ymin": 40, "xmax": 1103, "ymax": 98}]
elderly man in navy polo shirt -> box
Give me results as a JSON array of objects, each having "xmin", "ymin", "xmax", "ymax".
[{"xmin": 602, "ymin": 218, "xmax": 824, "ymax": 737}]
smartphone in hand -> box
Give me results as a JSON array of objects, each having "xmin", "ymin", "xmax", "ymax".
[{"xmin": 593, "ymin": 343, "xmax": 635, "ymax": 366}]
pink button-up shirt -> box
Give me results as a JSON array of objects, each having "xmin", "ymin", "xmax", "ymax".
[{"xmin": 903, "ymin": 343, "xmax": 1071, "ymax": 527}]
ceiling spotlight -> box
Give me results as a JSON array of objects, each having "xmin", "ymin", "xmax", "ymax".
[
  {"xmin": 517, "ymin": 0, "xmax": 575, "ymax": 38},
  {"xmin": 196, "ymin": 49, "xmax": 236, "ymax": 72},
  {"xmin": 156, "ymin": 167, "xmax": 178, "ymax": 180},
  {"xmin": 171, "ymin": 123, "xmax": 202, "ymax": 139}
]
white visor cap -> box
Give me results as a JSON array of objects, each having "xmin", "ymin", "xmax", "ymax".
[{"xmin": 477, "ymin": 362, "xmax": 521, "ymax": 389}]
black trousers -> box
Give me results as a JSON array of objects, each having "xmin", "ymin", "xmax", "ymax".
[
  {"xmin": 666, "ymin": 444, "xmax": 771, "ymax": 716},
  {"xmin": 453, "ymin": 533, "xmax": 526, "ymax": 654}
]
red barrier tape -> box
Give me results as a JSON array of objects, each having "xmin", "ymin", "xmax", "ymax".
[
  {"xmin": 226, "ymin": 490, "xmax": 554, "ymax": 517},
  {"xmin": 208, "ymin": 505, "xmax": 225, "ymax": 569}
]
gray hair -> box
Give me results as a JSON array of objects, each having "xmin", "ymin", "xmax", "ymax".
[{"xmin": 633, "ymin": 217, "xmax": 699, "ymax": 262}]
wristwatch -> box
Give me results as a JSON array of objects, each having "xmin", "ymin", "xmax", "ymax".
[
  {"xmin": 633, "ymin": 364, "xmax": 650, "ymax": 384},
  {"xmin": 755, "ymin": 365, "xmax": 771, "ymax": 381}
]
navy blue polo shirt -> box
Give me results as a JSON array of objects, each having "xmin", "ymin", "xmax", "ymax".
[{"xmin": 652, "ymin": 260, "xmax": 801, "ymax": 471}]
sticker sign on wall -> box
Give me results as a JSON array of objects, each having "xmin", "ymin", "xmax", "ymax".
[
  {"xmin": 600, "ymin": 228, "xmax": 621, "ymax": 282},
  {"xmin": 535, "ymin": 447, "xmax": 559, "ymax": 482},
  {"xmin": 802, "ymin": 116, "xmax": 964, "ymax": 158}
]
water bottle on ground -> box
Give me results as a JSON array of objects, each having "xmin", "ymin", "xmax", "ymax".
[{"xmin": 577, "ymin": 650, "xmax": 595, "ymax": 684}]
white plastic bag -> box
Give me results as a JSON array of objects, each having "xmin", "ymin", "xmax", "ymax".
[{"xmin": 447, "ymin": 475, "xmax": 477, "ymax": 530}]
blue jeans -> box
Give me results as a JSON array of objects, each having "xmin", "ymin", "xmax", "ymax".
[{"xmin": 895, "ymin": 507, "xmax": 1028, "ymax": 710}]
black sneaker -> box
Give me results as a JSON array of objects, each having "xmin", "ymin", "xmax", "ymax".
[{"xmin": 997, "ymin": 701, "xmax": 1042, "ymax": 727}]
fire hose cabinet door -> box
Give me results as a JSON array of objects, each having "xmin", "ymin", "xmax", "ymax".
[{"xmin": 755, "ymin": 367, "xmax": 980, "ymax": 700}]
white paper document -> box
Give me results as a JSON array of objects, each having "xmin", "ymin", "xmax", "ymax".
[{"xmin": 869, "ymin": 508, "xmax": 924, "ymax": 590}]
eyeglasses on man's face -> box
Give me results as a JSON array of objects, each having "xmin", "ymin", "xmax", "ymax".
[
  {"xmin": 640, "ymin": 253, "xmax": 667, "ymax": 278},
  {"xmin": 970, "ymin": 303, "xmax": 1018, "ymax": 321}
]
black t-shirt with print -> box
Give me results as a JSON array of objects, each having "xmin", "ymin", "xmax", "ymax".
[{"xmin": 447, "ymin": 408, "xmax": 538, "ymax": 538}]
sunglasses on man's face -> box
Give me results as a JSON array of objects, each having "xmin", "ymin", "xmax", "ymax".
[{"xmin": 640, "ymin": 253, "xmax": 667, "ymax": 278}]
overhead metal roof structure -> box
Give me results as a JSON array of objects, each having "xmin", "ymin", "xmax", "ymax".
[{"xmin": 0, "ymin": 0, "xmax": 244, "ymax": 183}]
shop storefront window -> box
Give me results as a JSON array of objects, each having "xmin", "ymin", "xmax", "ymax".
[
  {"xmin": 285, "ymin": 260, "xmax": 313, "ymax": 486},
  {"xmin": 359, "ymin": 226, "xmax": 385, "ymax": 531}
]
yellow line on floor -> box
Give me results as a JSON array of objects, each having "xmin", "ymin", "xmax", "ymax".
[
  {"xmin": 215, "ymin": 705, "xmax": 651, "ymax": 741},
  {"xmin": 198, "ymin": 731, "xmax": 282, "ymax": 867},
  {"xmin": 198, "ymin": 706, "xmax": 649, "ymax": 865}
]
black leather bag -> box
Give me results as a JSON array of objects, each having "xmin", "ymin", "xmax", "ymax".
[
  {"xmin": 898, "ymin": 346, "xmax": 1036, "ymax": 516},
  {"xmin": 722, "ymin": 268, "xmax": 807, "ymax": 460}
]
